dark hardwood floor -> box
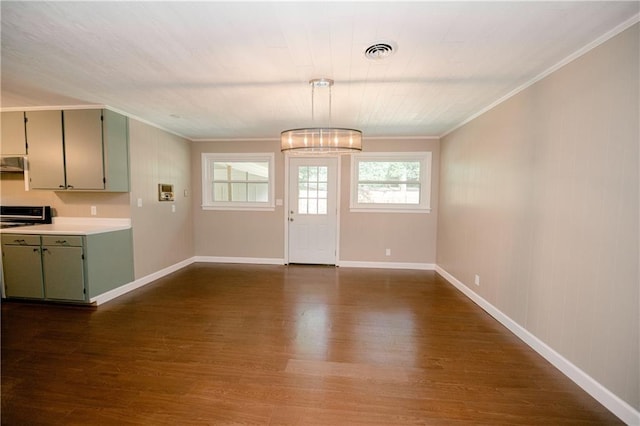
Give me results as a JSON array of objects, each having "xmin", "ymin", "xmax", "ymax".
[{"xmin": 1, "ymin": 263, "xmax": 621, "ymax": 425}]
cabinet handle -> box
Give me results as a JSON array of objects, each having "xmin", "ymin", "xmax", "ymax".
[
  {"xmin": 55, "ymin": 240, "xmax": 67, "ymax": 244},
  {"xmin": 59, "ymin": 185, "xmax": 65, "ymax": 189},
  {"xmin": 14, "ymin": 239, "xmax": 26, "ymax": 244},
  {"xmin": 67, "ymin": 185, "xmax": 74, "ymax": 189},
  {"xmin": 33, "ymin": 248, "xmax": 39, "ymax": 253},
  {"xmin": 42, "ymin": 248, "xmax": 49, "ymax": 252}
]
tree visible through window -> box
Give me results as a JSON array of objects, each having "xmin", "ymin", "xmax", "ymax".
[
  {"xmin": 351, "ymin": 152, "xmax": 432, "ymax": 212},
  {"xmin": 357, "ymin": 161, "xmax": 421, "ymax": 204}
]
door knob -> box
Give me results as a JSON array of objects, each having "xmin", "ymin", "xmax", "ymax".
[{"xmin": 289, "ymin": 217, "xmax": 294, "ymax": 222}]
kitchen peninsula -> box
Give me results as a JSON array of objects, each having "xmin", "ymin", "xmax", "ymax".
[{"xmin": 1, "ymin": 217, "xmax": 134, "ymax": 305}]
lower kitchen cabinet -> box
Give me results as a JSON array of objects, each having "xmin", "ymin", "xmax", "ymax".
[
  {"xmin": 1, "ymin": 229, "xmax": 134, "ymax": 303},
  {"xmin": 2, "ymin": 235, "xmax": 44, "ymax": 299},
  {"xmin": 41, "ymin": 236, "xmax": 85, "ymax": 301}
]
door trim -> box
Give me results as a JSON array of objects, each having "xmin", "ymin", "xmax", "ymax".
[{"xmin": 283, "ymin": 154, "xmax": 341, "ymax": 265}]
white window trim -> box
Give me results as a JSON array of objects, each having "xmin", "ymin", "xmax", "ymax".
[
  {"xmin": 201, "ymin": 152, "xmax": 275, "ymax": 211},
  {"xmin": 350, "ymin": 151, "xmax": 432, "ymax": 213}
]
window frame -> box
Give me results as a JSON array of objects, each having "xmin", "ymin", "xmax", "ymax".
[
  {"xmin": 350, "ymin": 151, "xmax": 432, "ymax": 213},
  {"xmin": 201, "ymin": 152, "xmax": 275, "ymax": 211}
]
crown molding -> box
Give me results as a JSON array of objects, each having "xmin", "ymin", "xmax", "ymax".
[{"xmin": 440, "ymin": 14, "xmax": 640, "ymax": 139}]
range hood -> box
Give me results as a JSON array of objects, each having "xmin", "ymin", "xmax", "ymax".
[{"xmin": 0, "ymin": 157, "xmax": 26, "ymax": 173}]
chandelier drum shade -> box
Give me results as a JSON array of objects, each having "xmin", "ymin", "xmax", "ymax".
[
  {"xmin": 281, "ymin": 127, "xmax": 362, "ymax": 153},
  {"xmin": 281, "ymin": 79, "xmax": 362, "ymax": 154}
]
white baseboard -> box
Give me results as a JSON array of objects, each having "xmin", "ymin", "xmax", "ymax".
[
  {"xmin": 338, "ymin": 261, "xmax": 435, "ymax": 270},
  {"xmin": 90, "ymin": 257, "xmax": 196, "ymax": 305},
  {"xmin": 194, "ymin": 256, "xmax": 285, "ymax": 265},
  {"xmin": 435, "ymin": 265, "xmax": 640, "ymax": 426}
]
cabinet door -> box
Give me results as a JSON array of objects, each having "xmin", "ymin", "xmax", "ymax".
[
  {"xmin": 102, "ymin": 109, "xmax": 130, "ymax": 191},
  {"xmin": 42, "ymin": 246, "xmax": 85, "ymax": 301},
  {"xmin": 2, "ymin": 245, "xmax": 44, "ymax": 298},
  {"xmin": 26, "ymin": 110, "xmax": 65, "ymax": 189},
  {"xmin": 63, "ymin": 109, "xmax": 105, "ymax": 190},
  {"xmin": 0, "ymin": 111, "xmax": 27, "ymax": 155}
]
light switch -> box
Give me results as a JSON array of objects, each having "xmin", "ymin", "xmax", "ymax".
[
  {"xmin": 171, "ymin": 204, "xmax": 176, "ymax": 213},
  {"xmin": 137, "ymin": 198, "xmax": 143, "ymax": 207}
]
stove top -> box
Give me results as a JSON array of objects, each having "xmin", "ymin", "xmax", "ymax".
[{"xmin": 0, "ymin": 206, "xmax": 52, "ymax": 229}]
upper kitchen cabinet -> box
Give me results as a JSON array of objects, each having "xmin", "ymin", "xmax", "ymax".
[
  {"xmin": 101, "ymin": 109, "xmax": 130, "ymax": 192},
  {"xmin": 25, "ymin": 110, "xmax": 66, "ymax": 189},
  {"xmin": 1, "ymin": 111, "xmax": 27, "ymax": 155},
  {"xmin": 26, "ymin": 108, "xmax": 130, "ymax": 192},
  {"xmin": 63, "ymin": 109, "xmax": 105, "ymax": 189}
]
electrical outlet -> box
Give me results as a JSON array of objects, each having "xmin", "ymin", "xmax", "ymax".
[
  {"xmin": 474, "ymin": 274, "xmax": 480, "ymax": 286},
  {"xmin": 385, "ymin": 248, "xmax": 391, "ymax": 256},
  {"xmin": 90, "ymin": 206, "xmax": 97, "ymax": 216},
  {"xmin": 171, "ymin": 204, "xmax": 176, "ymax": 213}
]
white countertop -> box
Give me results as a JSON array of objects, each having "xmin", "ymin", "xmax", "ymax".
[{"xmin": 1, "ymin": 217, "xmax": 131, "ymax": 235}]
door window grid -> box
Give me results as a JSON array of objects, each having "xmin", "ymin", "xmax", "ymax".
[{"xmin": 298, "ymin": 166, "xmax": 328, "ymax": 215}]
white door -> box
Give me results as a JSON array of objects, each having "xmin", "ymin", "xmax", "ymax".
[{"xmin": 288, "ymin": 157, "xmax": 338, "ymax": 265}]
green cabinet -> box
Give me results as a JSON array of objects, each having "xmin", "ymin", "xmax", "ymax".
[
  {"xmin": 63, "ymin": 109, "xmax": 105, "ymax": 190},
  {"xmin": 41, "ymin": 236, "xmax": 85, "ymax": 301},
  {"xmin": 2, "ymin": 235, "xmax": 44, "ymax": 299},
  {"xmin": 0, "ymin": 111, "xmax": 27, "ymax": 155},
  {"xmin": 26, "ymin": 108, "xmax": 130, "ymax": 192},
  {"xmin": 2, "ymin": 229, "xmax": 134, "ymax": 304},
  {"xmin": 25, "ymin": 110, "xmax": 65, "ymax": 189}
]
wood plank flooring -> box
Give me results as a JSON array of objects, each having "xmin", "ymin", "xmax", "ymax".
[{"xmin": 1, "ymin": 263, "xmax": 621, "ymax": 425}]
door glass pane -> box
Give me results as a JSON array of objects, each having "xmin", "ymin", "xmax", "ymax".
[
  {"xmin": 299, "ymin": 166, "xmax": 309, "ymax": 181},
  {"xmin": 318, "ymin": 167, "xmax": 328, "ymax": 182},
  {"xmin": 298, "ymin": 199, "xmax": 308, "ymax": 214},
  {"xmin": 308, "ymin": 198, "xmax": 317, "ymax": 214},
  {"xmin": 308, "ymin": 166, "xmax": 318, "ymax": 182},
  {"xmin": 298, "ymin": 183, "xmax": 308, "ymax": 198},
  {"xmin": 318, "ymin": 199, "xmax": 327, "ymax": 214},
  {"xmin": 297, "ymin": 165, "xmax": 328, "ymax": 215}
]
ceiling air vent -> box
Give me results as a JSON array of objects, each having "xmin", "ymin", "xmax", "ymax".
[{"xmin": 364, "ymin": 41, "xmax": 396, "ymax": 60}]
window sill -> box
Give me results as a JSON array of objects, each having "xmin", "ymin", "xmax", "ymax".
[
  {"xmin": 201, "ymin": 205, "xmax": 275, "ymax": 212},
  {"xmin": 349, "ymin": 207, "xmax": 432, "ymax": 214}
]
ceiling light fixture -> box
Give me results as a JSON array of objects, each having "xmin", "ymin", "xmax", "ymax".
[{"xmin": 280, "ymin": 78, "xmax": 362, "ymax": 154}]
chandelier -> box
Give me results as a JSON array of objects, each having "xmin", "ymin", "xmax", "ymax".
[{"xmin": 281, "ymin": 78, "xmax": 362, "ymax": 154}]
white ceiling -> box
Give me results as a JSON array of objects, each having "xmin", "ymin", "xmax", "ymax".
[{"xmin": 1, "ymin": 1, "xmax": 638, "ymax": 141}]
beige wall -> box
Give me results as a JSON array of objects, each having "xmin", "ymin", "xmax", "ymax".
[
  {"xmin": 191, "ymin": 140, "xmax": 286, "ymax": 260},
  {"xmin": 191, "ymin": 138, "xmax": 439, "ymax": 264},
  {"xmin": 0, "ymin": 170, "xmax": 130, "ymax": 218},
  {"xmin": 129, "ymin": 119, "xmax": 194, "ymax": 278},
  {"xmin": 340, "ymin": 138, "xmax": 439, "ymax": 264},
  {"xmin": 438, "ymin": 24, "xmax": 639, "ymax": 409}
]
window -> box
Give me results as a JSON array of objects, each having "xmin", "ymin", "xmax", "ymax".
[
  {"xmin": 201, "ymin": 153, "xmax": 275, "ymax": 210},
  {"xmin": 350, "ymin": 152, "xmax": 432, "ymax": 212}
]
